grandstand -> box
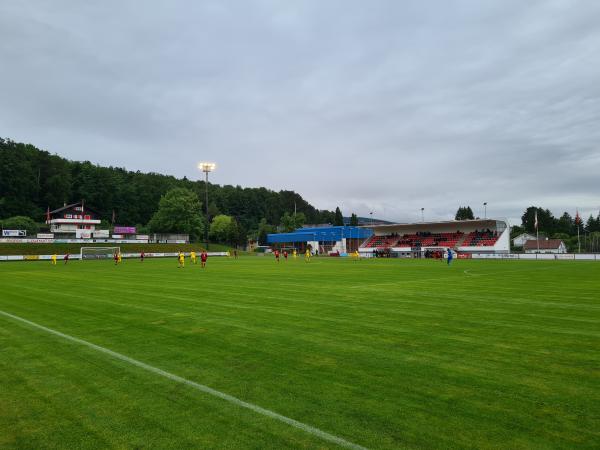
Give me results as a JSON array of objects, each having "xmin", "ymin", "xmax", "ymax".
[
  {"xmin": 267, "ymin": 226, "xmax": 372, "ymax": 254},
  {"xmin": 360, "ymin": 219, "xmax": 510, "ymax": 257}
]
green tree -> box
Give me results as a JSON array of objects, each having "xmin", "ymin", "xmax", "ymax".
[
  {"xmin": 207, "ymin": 202, "xmax": 220, "ymax": 219},
  {"xmin": 350, "ymin": 213, "xmax": 359, "ymax": 226},
  {"xmin": 510, "ymin": 225, "xmax": 524, "ymax": 239},
  {"xmin": 209, "ymin": 215, "xmax": 236, "ymax": 243},
  {"xmin": 280, "ymin": 212, "xmax": 295, "ymax": 232},
  {"xmin": 0, "ymin": 216, "xmax": 39, "ymax": 236},
  {"xmin": 147, "ymin": 188, "xmax": 204, "ymax": 241},
  {"xmin": 455, "ymin": 206, "xmax": 474, "ymax": 220},
  {"xmin": 280, "ymin": 211, "xmax": 306, "ymax": 232},
  {"xmin": 522, "ymin": 206, "xmax": 556, "ymax": 234},
  {"xmin": 257, "ymin": 218, "xmax": 275, "ymax": 245},
  {"xmin": 586, "ymin": 214, "xmax": 600, "ymax": 233},
  {"xmin": 556, "ymin": 212, "xmax": 574, "ymax": 235},
  {"xmin": 334, "ymin": 207, "xmax": 344, "ymax": 226}
]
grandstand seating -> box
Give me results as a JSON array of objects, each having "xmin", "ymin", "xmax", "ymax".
[
  {"xmin": 364, "ymin": 232, "xmax": 466, "ymax": 249},
  {"xmin": 462, "ymin": 231, "xmax": 499, "ymax": 247},
  {"xmin": 363, "ymin": 235, "xmax": 398, "ymax": 248},
  {"xmin": 363, "ymin": 230, "xmax": 500, "ymax": 249}
]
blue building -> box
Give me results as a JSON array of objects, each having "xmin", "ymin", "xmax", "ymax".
[{"xmin": 267, "ymin": 226, "xmax": 372, "ymax": 255}]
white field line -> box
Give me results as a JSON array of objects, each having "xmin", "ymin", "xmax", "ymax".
[{"xmin": 0, "ymin": 309, "xmax": 369, "ymax": 450}]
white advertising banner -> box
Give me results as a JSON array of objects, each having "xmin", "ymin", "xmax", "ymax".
[
  {"xmin": 2, "ymin": 230, "xmax": 26, "ymax": 237},
  {"xmin": 76, "ymin": 229, "xmax": 93, "ymax": 239}
]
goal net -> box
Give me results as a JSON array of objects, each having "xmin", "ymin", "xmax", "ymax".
[{"xmin": 80, "ymin": 247, "xmax": 121, "ymax": 260}]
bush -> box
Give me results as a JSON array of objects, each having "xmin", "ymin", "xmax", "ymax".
[{"xmin": 0, "ymin": 216, "xmax": 40, "ymax": 236}]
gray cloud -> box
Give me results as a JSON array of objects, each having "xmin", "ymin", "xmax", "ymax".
[{"xmin": 1, "ymin": 0, "xmax": 599, "ymax": 225}]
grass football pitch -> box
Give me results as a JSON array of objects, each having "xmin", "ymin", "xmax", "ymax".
[{"xmin": 0, "ymin": 256, "xmax": 598, "ymax": 449}]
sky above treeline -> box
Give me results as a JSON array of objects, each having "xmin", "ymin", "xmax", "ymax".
[{"xmin": 1, "ymin": 1, "xmax": 599, "ymax": 225}]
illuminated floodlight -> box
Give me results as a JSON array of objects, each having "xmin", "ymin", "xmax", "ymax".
[{"xmin": 198, "ymin": 162, "xmax": 216, "ymax": 173}]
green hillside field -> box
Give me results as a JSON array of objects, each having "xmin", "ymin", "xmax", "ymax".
[{"xmin": 0, "ymin": 257, "xmax": 598, "ymax": 449}]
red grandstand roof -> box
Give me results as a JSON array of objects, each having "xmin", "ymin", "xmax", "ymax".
[{"xmin": 523, "ymin": 239, "xmax": 564, "ymax": 250}]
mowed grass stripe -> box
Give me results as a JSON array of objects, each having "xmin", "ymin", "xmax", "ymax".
[
  {"xmin": 0, "ymin": 309, "xmax": 369, "ymax": 450},
  {"xmin": 1, "ymin": 257, "xmax": 599, "ymax": 449}
]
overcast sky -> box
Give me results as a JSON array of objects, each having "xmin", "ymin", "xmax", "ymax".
[{"xmin": 1, "ymin": 0, "xmax": 599, "ymax": 225}]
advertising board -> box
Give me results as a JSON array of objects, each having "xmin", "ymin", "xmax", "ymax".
[
  {"xmin": 114, "ymin": 226, "xmax": 136, "ymax": 234},
  {"xmin": 2, "ymin": 230, "xmax": 26, "ymax": 237}
]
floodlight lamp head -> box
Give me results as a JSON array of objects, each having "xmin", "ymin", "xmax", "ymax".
[{"xmin": 198, "ymin": 162, "xmax": 216, "ymax": 173}]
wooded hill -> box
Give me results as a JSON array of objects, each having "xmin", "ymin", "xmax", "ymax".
[{"xmin": 0, "ymin": 138, "xmax": 337, "ymax": 232}]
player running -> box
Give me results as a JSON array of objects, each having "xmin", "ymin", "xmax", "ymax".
[
  {"xmin": 200, "ymin": 251, "xmax": 207, "ymax": 268},
  {"xmin": 64, "ymin": 253, "xmax": 70, "ymax": 264},
  {"xmin": 51, "ymin": 254, "xmax": 57, "ymax": 265},
  {"xmin": 117, "ymin": 252, "xmax": 122, "ymax": 264},
  {"xmin": 190, "ymin": 250, "xmax": 197, "ymax": 264},
  {"xmin": 292, "ymin": 249, "xmax": 297, "ymax": 259},
  {"xmin": 447, "ymin": 248, "xmax": 453, "ymax": 265},
  {"xmin": 114, "ymin": 251, "xmax": 119, "ymax": 265},
  {"xmin": 140, "ymin": 251, "xmax": 145, "ymax": 262},
  {"xmin": 274, "ymin": 249, "xmax": 280, "ymax": 263},
  {"xmin": 283, "ymin": 250, "xmax": 288, "ymax": 261},
  {"xmin": 304, "ymin": 248, "xmax": 311, "ymax": 262},
  {"xmin": 178, "ymin": 251, "xmax": 185, "ymax": 268}
]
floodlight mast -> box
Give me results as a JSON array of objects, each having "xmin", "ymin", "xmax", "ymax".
[{"xmin": 198, "ymin": 162, "xmax": 216, "ymax": 250}]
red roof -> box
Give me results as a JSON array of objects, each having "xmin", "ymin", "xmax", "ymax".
[{"xmin": 523, "ymin": 239, "xmax": 564, "ymax": 250}]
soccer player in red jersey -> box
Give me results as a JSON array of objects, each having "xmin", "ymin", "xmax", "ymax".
[
  {"xmin": 140, "ymin": 251, "xmax": 145, "ymax": 262},
  {"xmin": 274, "ymin": 250, "xmax": 280, "ymax": 262},
  {"xmin": 283, "ymin": 250, "xmax": 288, "ymax": 261},
  {"xmin": 64, "ymin": 253, "xmax": 69, "ymax": 264},
  {"xmin": 200, "ymin": 251, "xmax": 208, "ymax": 268}
]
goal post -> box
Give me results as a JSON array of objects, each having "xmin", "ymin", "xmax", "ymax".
[{"xmin": 80, "ymin": 247, "xmax": 121, "ymax": 260}]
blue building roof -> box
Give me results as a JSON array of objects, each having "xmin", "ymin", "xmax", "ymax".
[{"xmin": 267, "ymin": 226, "xmax": 372, "ymax": 244}]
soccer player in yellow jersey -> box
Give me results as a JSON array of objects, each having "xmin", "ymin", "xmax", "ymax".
[
  {"xmin": 178, "ymin": 251, "xmax": 185, "ymax": 268},
  {"xmin": 190, "ymin": 251, "xmax": 197, "ymax": 264},
  {"xmin": 51, "ymin": 254, "xmax": 57, "ymax": 265},
  {"xmin": 117, "ymin": 252, "xmax": 122, "ymax": 264},
  {"xmin": 353, "ymin": 250, "xmax": 360, "ymax": 260},
  {"xmin": 293, "ymin": 249, "xmax": 297, "ymax": 259},
  {"xmin": 305, "ymin": 248, "xmax": 311, "ymax": 262},
  {"xmin": 226, "ymin": 250, "xmax": 231, "ymax": 258}
]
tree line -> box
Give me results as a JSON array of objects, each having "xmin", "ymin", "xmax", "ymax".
[
  {"xmin": 455, "ymin": 205, "xmax": 600, "ymax": 252},
  {"xmin": 455, "ymin": 205, "xmax": 600, "ymax": 234},
  {"xmin": 0, "ymin": 138, "xmax": 355, "ymax": 245}
]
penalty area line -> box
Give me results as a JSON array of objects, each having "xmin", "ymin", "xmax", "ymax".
[{"xmin": 0, "ymin": 309, "xmax": 368, "ymax": 450}]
